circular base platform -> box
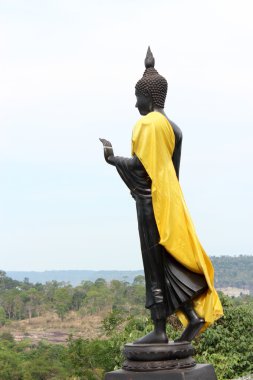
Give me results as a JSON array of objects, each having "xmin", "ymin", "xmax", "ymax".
[
  {"xmin": 123, "ymin": 356, "xmax": 196, "ymax": 372},
  {"xmin": 124, "ymin": 341, "xmax": 195, "ymax": 361},
  {"xmin": 122, "ymin": 341, "xmax": 196, "ymax": 372}
]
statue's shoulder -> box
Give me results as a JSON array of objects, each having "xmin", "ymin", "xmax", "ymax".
[
  {"xmin": 133, "ymin": 113, "xmax": 166, "ymax": 139},
  {"xmin": 141, "ymin": 112, "xmax": 168, "ymax": 128},
  {"xmin": 136, "ymin": 113, "xmax": 181, "ymax": 140},
  {"xmin": 135, "ymin": 113, "xmax": 159, "ymax": 131},
  {"xmin": 145, "ymin": 111, "xmax": 164, "ymax": 123}
]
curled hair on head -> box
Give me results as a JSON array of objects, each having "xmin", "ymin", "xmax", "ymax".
[{"xmin": 135, "ymin": 47, "xmax": 168, "ymax": 108}]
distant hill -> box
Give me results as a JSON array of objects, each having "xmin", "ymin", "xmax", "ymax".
[
  {"xmin": 211, "ymin": 255, "xmax": 253, "ymax": 292},
  {"xmin": 6, "ymin": 269, "xmax": 144, "ymax": 286},
  {"xmin": 6, "ymin": 255, "xmax": 253, "ymax": 292}
]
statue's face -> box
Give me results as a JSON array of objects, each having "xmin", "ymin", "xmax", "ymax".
[{"xmin": 135, "ymin": 91, "xmax": 153, "ymax": 115}]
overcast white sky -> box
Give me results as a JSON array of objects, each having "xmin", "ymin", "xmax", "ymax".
[{"xmin": 0, "ymin": 0, "xmax": 252, "ymax": 271}]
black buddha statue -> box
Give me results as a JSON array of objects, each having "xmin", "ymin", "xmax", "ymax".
[{"xmin": 100, "ymin": 47, "xmax": 223, "ymax": 344}]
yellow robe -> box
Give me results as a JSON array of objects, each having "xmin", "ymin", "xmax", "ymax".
[{"xmin": 131, "ymin": 111, "xmax": 223, "ymax": 331}]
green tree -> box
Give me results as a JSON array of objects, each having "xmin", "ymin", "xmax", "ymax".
[
  {"xmin": 0, "ymin": 306, "xmax": 6, "ymax": 326},
  {"xmin": 102, "ymin": 310, "xmax": 124, "ymax": 336},
  {"xmin": 194, "ymin": 293, "xmax": 253, "ymax": 380},
  {"xmin": 0, "ymin": 270, "xmax": 6, "ymax": 288},
  {"xmin": 0, "ymin": 336, "xmax": 22, "ymax": 380},
  {"xmin": 0, "ymin": 349, "xmax": 22, "ymax": 380},
  {"xmin": 94, "ymin": 278, "xmax": 107, "ymax": 288},
  {"xmin": 21, "ymin": 342, "xmax": 69, "ymax": 380},
  {"xmin": 71, "ymin": 286, "xmax": 86, "ymax": 311},
  {"xmin": 54, "ymin": 286, "xmax": 73, "ymax": 321},
  {"xmin": 1, "ymin": 289, "xmax": 20, "ymax": 319},
  {"xmin": 82, "ymin": 281, "xmax": 112, "ymax": 314},
  {"xmin": 133, "ymin": 275, "xmax": 145, "ymax": 286},
  {"xmin": 22, "ymin": 288, "xmax": 41, "ymax": 321}
]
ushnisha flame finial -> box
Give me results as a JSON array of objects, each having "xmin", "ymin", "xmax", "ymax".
[{"xmin": 145, "ymin": 46, "xmax": 155, "ymax": 69}]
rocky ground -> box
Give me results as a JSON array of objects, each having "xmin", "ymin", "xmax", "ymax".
[{"xmin": 0, "ymin": 311, "xmax": 105, "ymax": 344}]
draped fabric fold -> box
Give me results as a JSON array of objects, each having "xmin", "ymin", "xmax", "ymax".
[{"xmin": 131, "ymin": 111, "xmax": 223, "ymax": 330}]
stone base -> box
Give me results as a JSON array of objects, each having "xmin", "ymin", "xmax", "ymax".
[
  {"xmin": 104, "ymin": 363, "xmax": 217, "ymax": 380},
  {"xmin": 122, "ymin": 341, "xmax": 195, "ymax": 371},
  {"xmin": 124, "ymin": 342, "xmax": 195, "ymax": 361}
]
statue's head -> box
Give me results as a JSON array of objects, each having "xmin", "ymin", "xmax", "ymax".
[{"xmin": 135, "ymin": 47, "xmax": 167, "ymax": 115}]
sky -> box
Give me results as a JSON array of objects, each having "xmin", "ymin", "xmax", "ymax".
[{"xmin": 0, "ymin": 0, "xmax": 252, "ymax": 271}]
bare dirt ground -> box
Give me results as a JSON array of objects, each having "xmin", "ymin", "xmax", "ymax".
[{"xmin": 0, "ymin": 311, "xmax": 106, "ymax": 344}]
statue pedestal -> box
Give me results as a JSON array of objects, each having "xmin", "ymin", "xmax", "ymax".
[
  {"xmin": 104, "ymin": 364, "xmax": 217, "ymax": 379},
  {"xmin": 104, "ymin": 342, "xmax": 217, "ymax": 380}
]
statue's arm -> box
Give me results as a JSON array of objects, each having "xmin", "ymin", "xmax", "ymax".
[
  {"xmin": 109, "ymin": 155, "xmax": 138, "ymax": 169},
  {"xmin": 169, "ymin": 121, "xmax": 183, "ymax": 180},
  {"xmin": 99, "ymin": 138, "xmax": 136, "ymax": 168},
  {"xmin": 172, "ymin": 133, "xmax": 182, "ymax": 179},
  {"xmin": 99, "ymin": 138, "xmax": 115, "ymax": 166}
]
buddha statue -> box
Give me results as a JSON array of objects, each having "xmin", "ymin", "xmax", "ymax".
[{"xmin": 100, "ymin": 47, "xmax": 223, "ymax": 344}]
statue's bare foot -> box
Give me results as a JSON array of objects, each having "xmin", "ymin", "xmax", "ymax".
[
  {"xmin": 134, "ymin": 330, "xmax": 168, "ymax": 344},
  {"xmin": 174, "ymin": 318, "xmax": 204, "ymax": 343}
]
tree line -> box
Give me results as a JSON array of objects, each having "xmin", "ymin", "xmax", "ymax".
[
  {"xmin": 0, "ymin": 293, "xmax": 252, "ymax": 380},
  {"xmin": 212, "ymin": 255, "xmax": 253, "ymax": 291},
  {"xmin": 0, "ymin": 271, "xmax": 146, "ymax": 324},
  {"xmin": 0, "ymin": 271, "xmax": 252, "ymax": 379}
]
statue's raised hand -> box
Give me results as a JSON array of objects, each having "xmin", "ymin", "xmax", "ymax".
[{"xmin": 99, "ymin": 138, "xmax": 115, "ymax": 165}]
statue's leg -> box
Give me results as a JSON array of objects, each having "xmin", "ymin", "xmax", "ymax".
[
  {"xmin": 175, "ymin": 302, "xmax": 205, "ymax": 342},
  {"xmin": 134, "ymin": 303, "xmax": 168, "ymax": 344},
  {"xmin": 134, "ymin": 196, "xmax": 169, "ymax": 344}
]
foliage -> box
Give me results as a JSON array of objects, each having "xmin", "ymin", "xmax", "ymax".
[
  {"xmin": 66, "ymin": 295, "xmax": 253, "ymax": 380},
  {"xmin": 0, "ymin": 299, "xmax": 251, "ymax": 379},
  {"xmin": 1, "ymin": 257, "xmax": 253, "ymax": 323},
  {"xmin": 194, "ymin": 293, "xmax": 253, "ymax": 380},
  {"xmin": 0, "ymin": 272, "xmax": 252, "ymax": 379},
  {"xmin": 54, "ymin": 287, "xmax": 73, "ymax": 321},
  {"xmin": 0, "ymin": 306, "xmax": 6, "ymax": 326},
  {"xmin": 21, "ymin": 342, "xmax": 70, "ymax": 380},
  {"xmin": 102, "ymin": 309, "xmax": 124, "ymax": 336},
  {"xmin": 0, "ymin": 347, "xmax": 22, "ymax": 380}
]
